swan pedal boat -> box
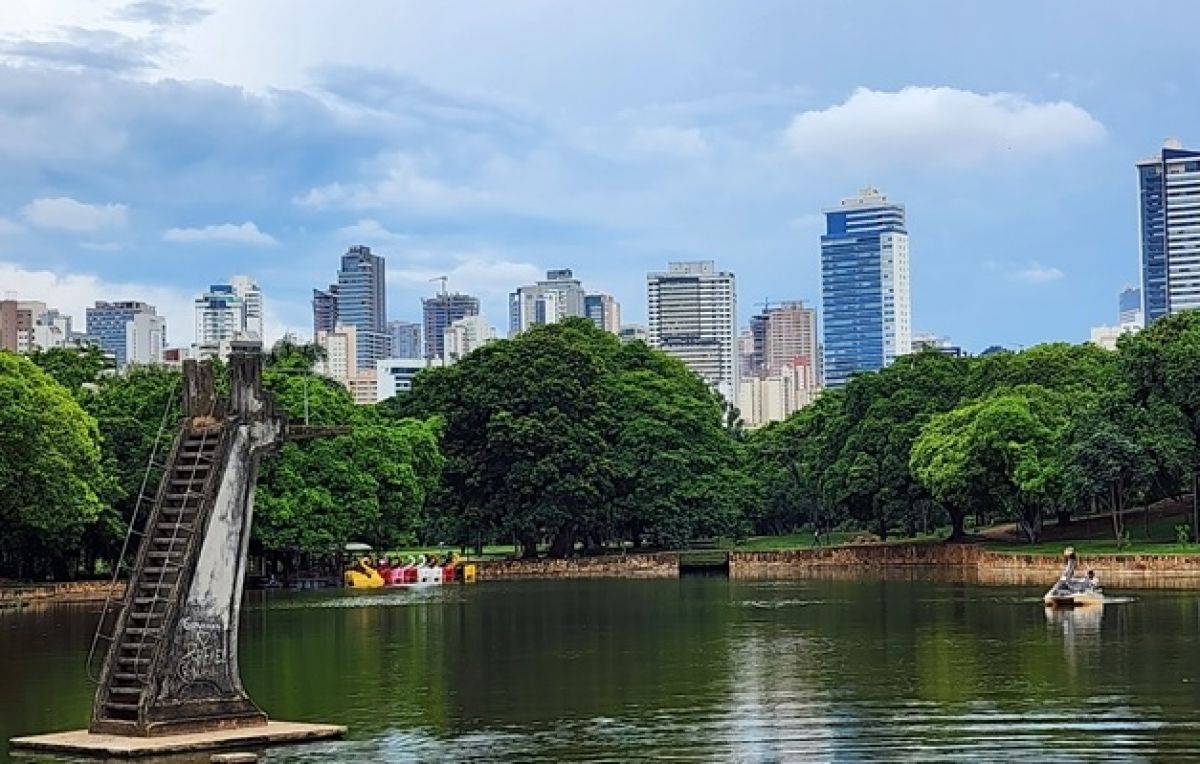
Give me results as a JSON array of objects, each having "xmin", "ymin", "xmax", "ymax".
[{"xmin": 1043, "ymin": 579, "xmax": 1104, "ymax": 608}]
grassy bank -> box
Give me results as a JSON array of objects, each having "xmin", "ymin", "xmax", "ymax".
[{"xmin": 983, "ymin": 503, "xmax": 1200, "ymax": 556}]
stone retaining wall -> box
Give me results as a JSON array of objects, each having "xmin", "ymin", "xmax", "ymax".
[
  {"xmin": 0, "ymin": 580, "xmax": 123, "ymax": 605},
  {"xmin": 730, "ymin": 544, "xmax": 1200, "ymax": 589},
  {"xmin": 476, "ymin": 553, "xmax": 680, "ymax": 581}
]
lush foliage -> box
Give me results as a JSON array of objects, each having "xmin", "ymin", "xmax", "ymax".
[
  {"xmin": 747, "ymin": 330, "xmax": 1193, "ymax": 544},
  {"xmin": 0, "ymin": 352, "xmax": 109, "ymax": 578},
  {"xmin": 389, "ymin": 318, "xmax": 749, "ymax": 556},
  {"xmin": 4, "ymin": 311, "xmax": 1200, "ymax": 579}
]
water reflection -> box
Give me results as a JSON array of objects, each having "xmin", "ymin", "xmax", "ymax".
[{"xmin": 6, "ymin": 579, "xmax": 1200, "ymax": 761}]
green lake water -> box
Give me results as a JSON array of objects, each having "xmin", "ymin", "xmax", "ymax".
[{"xmin": 5, "ymin": 576, "xmax": 1200, "ymax": 762}]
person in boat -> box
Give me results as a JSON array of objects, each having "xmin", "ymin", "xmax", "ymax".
[
  {"xmin": 1086, "ymin": 569, "xmax": 1099, "ymax": 590},
  {"xmin": 1059, "ymin": 547, "xmax": 1078, "ymax": 581}
]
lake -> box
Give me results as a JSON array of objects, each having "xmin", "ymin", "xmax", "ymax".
[{"xmin": 5, "ymin": 576, "xmax": 1200, "ymax": 761}]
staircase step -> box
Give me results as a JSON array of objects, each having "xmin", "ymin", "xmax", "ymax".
[
  {"xmin": 128, "ymin": 611, "xmax": 165, "ymax": 621},
  {"xmin": 117, "ymin": 656, "xmax": 151, "ymax": 667},
  {"xmin": 103, "ymin": 701, "xmax": 140, "ymax": 712},
  {"xmin": 141, "ymin": 566, "xmax": 180, "ymax": 576},
  {"xmin": 123, "ymin": 626, "xmax": 162, "ymax": 636},
  {"xmin": 108, "ymin": 686, "xmax": 142, "ymax": 696},
  {"xmin": 146, "ymin": 550, "xmax": 184, "ymax": 559},
  {"xmin": 133, "ymin": 597, "xmax": 169, "ymax": 606},
  {"xmin": 113, "ymin": 672, "xmax": 144, "ymax": 682}
]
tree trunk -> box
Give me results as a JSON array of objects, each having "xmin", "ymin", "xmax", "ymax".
[
  {"xmin": 1193, "ymin": 468, "xmax": 1199, "ymax": 544},
  {"xmin": 548, "ymin": 525, "xmax": 577, "ymax": 558},
  {"xmin": 519, "ymin": 534, "xmax": 539, "ymax": 559},
  {"xmin": 946, "ymin": 506, "xmax": 966, "ymax": 541},
  {"xmin": 1055, "ymin": 508, "xmax": 1071, "ymax": 526}
]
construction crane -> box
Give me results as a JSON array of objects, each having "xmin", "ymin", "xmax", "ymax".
[{"xmin": 430, "ymin": 275, "xmax": 448, "ymax": 297}]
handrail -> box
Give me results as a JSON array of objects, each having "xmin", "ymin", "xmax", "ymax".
[
  {"xmin": 86, "ymin": 377, "xmax": 182, "ymax": 683},
  {"xmin": 126, "ymin": 393, "xmax": 222, "ymax": 681}
]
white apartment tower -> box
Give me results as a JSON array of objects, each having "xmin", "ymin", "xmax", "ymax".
[
  {"xmin": 229, "ymin": 275, "xmax": 264, "ymax": 340},
  {"xmin": 647, "ymin": 260, "xmax": 738, "ymax": 402}
]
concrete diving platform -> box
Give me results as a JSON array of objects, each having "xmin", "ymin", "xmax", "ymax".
[{"xmin": 10, "ymin": 720, "xmax": 346, "ymax": 759}]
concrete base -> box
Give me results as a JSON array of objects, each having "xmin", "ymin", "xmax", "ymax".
[{"xmin": 10, "ymin": 720, "xmax": 346, "ymax": 758}]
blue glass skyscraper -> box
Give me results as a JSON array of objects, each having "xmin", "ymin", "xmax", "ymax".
[
  {"xmin": 336, "ymin": 245, "xmax": 389, "ymax": 370},
  {"xmin": 820, "ymin": 188, "xmax": 912, "ymax": 388},
  {"xmin": 1138, "ymin": 141, "xmax": 1200, "ymax": 324}
]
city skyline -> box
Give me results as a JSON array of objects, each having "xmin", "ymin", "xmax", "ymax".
[{"xmin": 1, "ymin": 3, "xmax": 1198, "ymax": 354}]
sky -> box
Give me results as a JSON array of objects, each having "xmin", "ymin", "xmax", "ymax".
[{"xmin": 0, "ymin": 1, "xmax": 1196, "ymax": 352}]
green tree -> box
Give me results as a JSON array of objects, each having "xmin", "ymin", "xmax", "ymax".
[
  {"xmin": 911, "ymin": 387, "xmax": 1070, "ymax": 542},
  {"xmin": 395, "ymin": 318, "xmax": 746, "ymax": 556},
  {"xmin": 83, "ymin": 365, "xmax": 182, "ymax": 567},
  {"xmin": 608, "ymin": 341, "xmax": 750, "ymax": 548},
  {"xmin": 255, "ymin": 345, "xmax": 444, "ymax": 556},
  {"xmin": 1120, "ymin": 311, "xmax": 1200, "ymax": 540},
  {"xmin": 0, "ymin": 352, "xmax": 109, "ymax": 578},
  {"xmin": 27, "ymin": 345, "xmax": 113, "ymax": 393}
]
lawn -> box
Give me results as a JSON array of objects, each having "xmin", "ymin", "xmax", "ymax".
[{"xmin": 983, "ymin": 508, "xmax": 1200, "ymax": 556}]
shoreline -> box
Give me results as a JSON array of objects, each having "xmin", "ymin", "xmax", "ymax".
[{"xmin": 9, "ymin": 542, "xmax": 1200, "ymax": 605}]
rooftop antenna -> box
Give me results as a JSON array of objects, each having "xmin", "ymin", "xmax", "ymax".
[{"xmin": 430, "ymin": 275, "xmax": 448, "ymax": 297}]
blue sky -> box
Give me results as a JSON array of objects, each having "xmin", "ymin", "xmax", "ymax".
[{"xmin": 0, "ymin": 1, "xmax": 1195, "ymax": 351}]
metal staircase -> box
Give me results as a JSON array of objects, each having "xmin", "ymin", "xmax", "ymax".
[{"xmin": 89, "ymin": 420, "xmax": 228, "ymax": 734}]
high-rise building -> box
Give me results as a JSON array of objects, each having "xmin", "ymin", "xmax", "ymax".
[
  {"xmin": 229, "ymin": 275, "xmax": 264, "ymax": 340},
  {"xmin": 1139, "ymin": 140, "xmax": 1200, "ymax": 323},
  {"xmin": 388, "ymin": 320, "xmax": 422, "ymax": 359},
  {"xmin": 759, "ymin": 301, "xmax": 819, "ymax": 375},
  {"xmin": 312, "ymin": 286, "xmax": 338, "ymax": 336},
  {"xmin": 314, "ymin": 324, "xmax": 358, "ymax": 383},
  {"xmin": 618, "ymin": 324, "xmax": 648, "ymax": 344},
  {"xmin": 737, "ymin": 362, "xmax": 819, "ymax": 428},
  {"xmin": 86, "ymin": 301, "xmax": 162, "ymax": 368},
  {"xmin": 1119, "ymin": 286, "xmax": 1144, "ymax": 328},
  {"xmin": 584, "ymin": 293, "xmax": 621, "ymax": 334},
  {"xmin": 126, "ymin": 312, "xmax": 166, "ymax": 366},
  {"xmin": 737, "ymin": 301, "xmax": 822, "ymax": 426},
  {"xmin": 820, "ymin": 187, "xmax": 912, "ymax": 387},
  {"xmin": 911, "ymin": 332, "xmax": 965, "ymax": 358},
  {"xmin": 335, "ymin": 246, "xmax": 389, "ymax": 370},
  {"xmin": 509, "ymin": 268, "xmax": 587, "ymax": 335},
  {"xmin": 443, "ymin": 315, "xmax": 497, "ymax": 363},
  {"xmin": 647, "ymin": 260, "xmax": 738, "ymax": 401},
  {"xmin": 0, "ymin": 300, "xmax": 72, "ymax": 352},
  {"xmin": 423, "ymin": 291, "xmax": 480, "ymax": 361},
  {"xmin": 194, "ymin": 284, "xmax": 245, "ymax": 346},
  {"xmin": 376, "ymin": 357, "xmax": 443, "ymax": 400}
]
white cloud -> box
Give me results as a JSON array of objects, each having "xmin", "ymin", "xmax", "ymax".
[
  {"xmin": 0, "ymin": 261, "xmax": 192, "ymax": 345},
  {"xmin": 1008, "ymin": 262, "xmax": 1064, "ymax": 284},
  {"xmin": 0, "ymin": 217, "xmax": 23, "ymax": 236},
  {"xmin": 163, "ymin": 221, "xmax": 277, "ymax": 245},
  {"xmin": 389, "ymin": 254, "xmax": 542, "ymax": 298},
  {"xmin": 629, "ymin": 126, "xmax": 710, "ymax": 158},
  {"xmin": 784, "ymin": 86, "xmax": 1105, "ymax": 166},
  {"xmin": 296, "ymin": 153, "xmax": 483, "ymax": 212},
  {"xmin": 337, "ymin": 218, "xmax": 409, "ymax": 246},
  {"xmin": 22, "ymin": 196, "xmax": 128, "ymax": 232}
]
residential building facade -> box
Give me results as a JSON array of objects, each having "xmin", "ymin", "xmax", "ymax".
[
  {"xmin": 1119, "ymin": 286, "xmax": 1144, "ymax": 328},
  {"xmin": 376, "ymin": 357, "xmax": 443, "ymax": 400},
  {"xmin": 820, "ymin": 187, "xmax": 912, "ymax": 387},
  {"xmin": 647, "ymin": 260, "xmax": 738, "ymax": 402},
  {"xmin": 387, "ymin": 320, "xmax": 422, "ymax": 359},
  {"xmin": 422, "ymin": 291, "xmax": 480, "ymax": 361},
  {"xmin": 584, "ymin": 293, "xmax": 621, "ymax": 334},
  {"xmin": 336, "ymin": 246, "xmax": 389, "ymax": 370},
  {"xmin": 86, "ymin": 300, "xmax": 161, "ymax": 368},
  {"xmin": 1138, "ymin": 140, "xmax": 1200, "ymax": 323},
  {"xmin": 509, "ymin": 268, "xmax": 587, "ymax": 335},
  {"xmin": 443, "ymin": 314, "xmax": 496, "ymax": 363}
]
